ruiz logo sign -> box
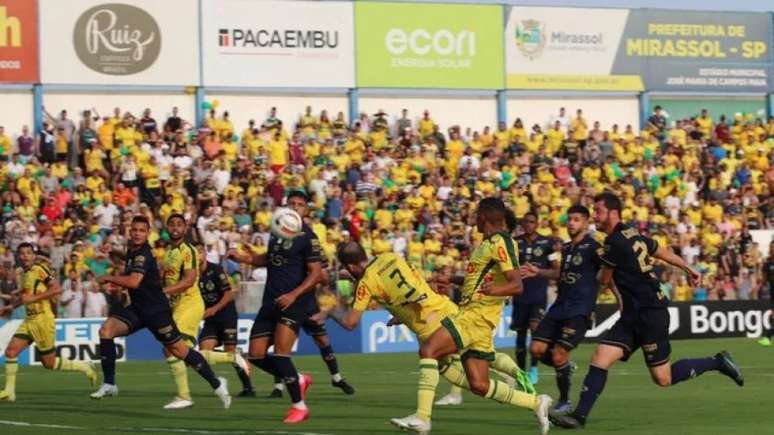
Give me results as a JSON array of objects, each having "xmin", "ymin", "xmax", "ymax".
[{"xmin": 73, "ymin": 3, "xmax": 161, "ymax": 75}]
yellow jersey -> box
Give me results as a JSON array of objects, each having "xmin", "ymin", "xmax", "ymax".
[
  {"xmin": 353, "ymin": 253, "xmax": 457, "ymax": 340},
  {"xmin": 460, "ymin": 232, "xmax": 519, "ymax": 311},
  {"xmin": 20, "ymin": 263, "xmax": 55, "ymax": 317},
  {"xmin": 163, "ymin": 241, "xmax": 200, "ymax": 307}
]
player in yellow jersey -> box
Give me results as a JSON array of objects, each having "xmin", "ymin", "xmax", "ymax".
[
  {"xmin": 0, "ymin": 243, "xmax": 97, "ymax": 402},
  {"xmin": 160, "ymin": 214, "xmax": 249, "ymax": 409},
  {"xmin": 399, "ymin": 198, "xmax": 552, "ymax": 434},
  {"xmin": 334, "ymin": 243, "xmax": 548, "ymax": 435}
]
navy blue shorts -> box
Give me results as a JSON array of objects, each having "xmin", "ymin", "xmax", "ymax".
[
  {"xmin": 109, "ymin": 304, "xmax": 183, "ymax": 346},
  {"xmin": 600, "ymin": 308, "xmax": 671, "ymax": 367},
  {"xmin": 510, "ymin": 302, "xmax": 546, "ymax": 331},
  {"xmin": 199, "ymin": 313, "xmax": 238, "ymax": 346},
  {"xmin": 249, "ymin": 302, "xmax": 313, "ymax": 340},
  {"xmin": 532, "ymin": 315, "xmax": 590, "ymax": 350}
]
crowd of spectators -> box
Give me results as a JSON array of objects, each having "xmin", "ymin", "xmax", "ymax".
[{"xmin": 0, "ymin": 101, "xmax": 772, "ymax": 319}]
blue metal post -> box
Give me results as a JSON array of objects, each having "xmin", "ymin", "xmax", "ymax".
[
  {"xmin": 33, "ymin": 84, "xmax": 43, "ymax": 131},
  {"xmin": 639, "ymin": 92, "xmax": 651, "ymax": 131},
  {"xmin": 496, "ymin": 90, "xmax": 507, "ymax": 125},
  {"xmin": 768, "ymin": 93, "xmax": 774, "ymax": 119},
  {"xmin": 348, "ymin": 88, "xmax": 359, "ymax": 126},
  {"xmin": 195, "ymin": 87, "xmax": 205, "ymax": 128}
]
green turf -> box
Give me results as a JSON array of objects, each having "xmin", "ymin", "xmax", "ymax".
[{"xmin": 0, "ymin": 338, "xmax": 766, "ymax": 435}]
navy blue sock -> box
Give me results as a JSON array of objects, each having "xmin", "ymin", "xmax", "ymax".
[
  {"xmin": 99, "ymin": 338, "xmax": 116, "ymax": 385},
  {"xmin": 272, "ymin": 355, "xmax": 302, "ymax": 403},
  {"xmin": 183, "ymin": 349, "xmax": 221, "ymax": 389},
  {"xmin": 670, "ymin": 357, "xmax": 720, "ymax": 385},
  {"xmin": 319, "ymin": 345, "xmax": 340, "ymax": 377},
  {"xmin": 248, "ymin": 356, "xmax": 278, "ymax": 377},
  {"xmin": 233, "ymin": 364, "xmax": 254, "ymax": 391},
  {"xmin": 573, "ymin": 365, "xmax": 608, "ymax": 423},
  {"xmin": 556, "ymin": 363, "xmax": 572, "ymax": 402},
  {"xmin": 515, "ymin": 332, "xmax": 527, "ymax": 369}
]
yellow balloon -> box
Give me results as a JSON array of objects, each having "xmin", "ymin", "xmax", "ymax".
[{"xmin": 212, "ymin": 99, "xmax": 220, "ymax": 109}]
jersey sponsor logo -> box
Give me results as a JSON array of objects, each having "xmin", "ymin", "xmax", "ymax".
[
  {"xmin": 356, "ymin": 284, "xmax": 368, "ymax": 302},
  {"xmin": 572, "ymin": 255, "xmax": 583, "ymax": 266},
  {"xmin": 497, "ymin": 246, "xmax": 508, "ymax": 263},
  {"xmin": 533, "ymin": 247, "xmax": 544, "ymax": 257}
]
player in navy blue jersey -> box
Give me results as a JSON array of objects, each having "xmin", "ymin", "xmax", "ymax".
[
  {"xmin": 527, "ymin": 205, "xmax": 602, "ymax": 414},
  {"xmin": 90, "ymin": 216, "xmax": 231, "ymax": 409},
  {"xmin": 757, "ymin": 243, "xmax": 774, "ymax": 346},
  {"xmin": 196, "ymin": 245, "xmax": 254, "ymax": 397},
  {"xmin": 512, "ymin": 212, "xmax": 560, "ymax": 385},
  {"xmin": 550, "ymin": 193, "xmax": 744, "ymax": 430},
  {"xmin": 228, "ymin": 191, "xmax": 326, "ymax": 424}
]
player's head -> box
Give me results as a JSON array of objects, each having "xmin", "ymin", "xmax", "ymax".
[
  {"xmin": 505, "ymin": 208, "xmax": 517, "ymax": 233},
  {"xmin": 337, "ymin": 242, "xmax": 368, "ymax": 279},
  {"xmin": 475, "ymin": 197, "xmax": 508, "ymax": 234},
  {"xmin": 521, "ymin": 211, "xmax": 538, "ymax": 235},
  {"xmin": 566, "ymin": 205, "xmax": 590, "ymax": 239},
  {"xmin": 593, "ymin": 192, "xmax": 622, "ymax": 233},
  {"xmin": 286, "ymin": 190, "xmax": 309, "ymax": 219},
  {"xmin": 194, "ymin": 242, "xmax": 206, "ymax": 270},
  {"xmin": 130, "ymin": 215, "xmax": 151, "ymax": 246},
  {"xmin": 166, "ymin": 213, "xmax": 187, "ymax": 242},
  {"xmin": 17, "ymin": 242, "xmax": 35, "ymax": 268}
]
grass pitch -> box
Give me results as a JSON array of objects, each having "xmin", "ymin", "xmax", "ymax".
[{"xmin": 0, "ymin": 338, "xmax": 768, "ymax": 435}]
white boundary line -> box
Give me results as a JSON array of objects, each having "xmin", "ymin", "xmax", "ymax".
[{"xmin": 0, "ymin": 419, "xmax": 333, "ymax": 435}]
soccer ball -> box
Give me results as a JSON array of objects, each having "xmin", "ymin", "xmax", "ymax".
[{"xmin": 270, "ymin": 207, "xmax": 303, "ymax": 240}]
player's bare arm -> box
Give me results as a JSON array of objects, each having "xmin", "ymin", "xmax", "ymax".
[
  {"xmin": 98, "ymin": 272, "xmax": 144, "ymax": 290},
  {"xmin": 227, "ymin": 248, "xmax": 267, "ymax": 267},
  {"xmin": 163, "ymin": 267, "xmax": 197, "ymax": 296},
  {"xmin": 479, "ymin": 268, "xmax": 523, "ymax": 297},
  {"xmin": 204, "ymin": 281, "xmax": 236, "ymax": 319},
  {"xmin": 653, "ymin": 246, "xmax": 701, "ymax": 285}
]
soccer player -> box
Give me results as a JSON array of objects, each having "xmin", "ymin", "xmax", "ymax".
[
  {"xmin": 228, "ymin": 191, "xmax": 325, "ymax": 423},
  {"xmin": 757, "ymin": 243, "xmax": 774, "ymax": 346},
  {"xmin": 513, "ymin": 211, "xmax": 559, "ymax": 385},
  {"xmin": 334, "ymin": 243, "xmax": 546, "ymax": 434},
  {"xmin": 393, "ymin": 197, "xmax": 553, "ymax": 434},
  {"xmin": 527, "ymin": 205, "xmax": 601, "ymax": 413},
  {"xmin": 550, "ymin": 192, "xmax": 744, "ymax": 429},
  {"xmin": 268, "ymin": 267, "xmax": 355, "ymax": 397},
  {"xmin": 89, "ymin": 216, "xmax": 231, "ymax": 409},
  {"xmin": 159, "ymin": 214, "xmax": 248, "ymax": 409},
  {"xmin": 197, "ymin": 245, "xmax": 254, "ymax": 396},
  {"xmin": 0, "ymin": 243, "xmax": 97, "ymax": 401}
]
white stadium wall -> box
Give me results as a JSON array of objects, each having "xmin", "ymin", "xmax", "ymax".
[
  {"xmin": 0, "ymin": 90, "xmax": 33, "ymax": 138},
  {"xmin": 42, "ymin": 92, "xmax": 196, "ymax": 129},
  {"xmin": 506, "ymin": 97, "xmax": 640, "ymax": 132},
  {"xmin": 358, "ymin": 96, "xmax": 498, "ymax": 135},
  {"xmin": 204, "ymin": 94, "xmax": 349, "ymax": 135}
]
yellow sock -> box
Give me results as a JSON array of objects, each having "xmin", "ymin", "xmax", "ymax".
[
  {"xmin": 492, "ymin": 352, "xmax": 520, "ymax": 377},
  {"xmin": 486, "ymin": 379, "xmax": 538, "ymax": 410},
  {"xmin": 55, "ymin": 357, "xmax": 89, "ymax": 373},
  {"xmin": 200, "ymin": 350, "xmax": 235, "ymax": 365},
  {"xmin": 4, "ymin": 358, "xmax": 17, "ymax": 393},
  {"xmin": 439, "ymin": 355, "xmax": 470, "ymax": 389},
  {"xmin": 416, "ymin": 358, "xmax": 439, "ymax": 422},
  {"xmin": 166, "ymin": 357, "xmax": 191, "ymax": 401}
]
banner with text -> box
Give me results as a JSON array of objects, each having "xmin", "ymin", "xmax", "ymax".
[
  {"xmin": 506, "ymin": 7, "xmax": 771, "ymax": 92},
  {"xmin": 39, "ymin": 0, "xmax": 199, "ymax": 85},
  {"xmin": 202, "ymin": 0, "xmax": 354, "ymax": 88},
  {"xmin": 355, "ymin": 2, "xmax": 503, "ymax": 89},
  {"xmin": 0, "ymin": 0, "xmax": 38, "ymax": 83}
]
